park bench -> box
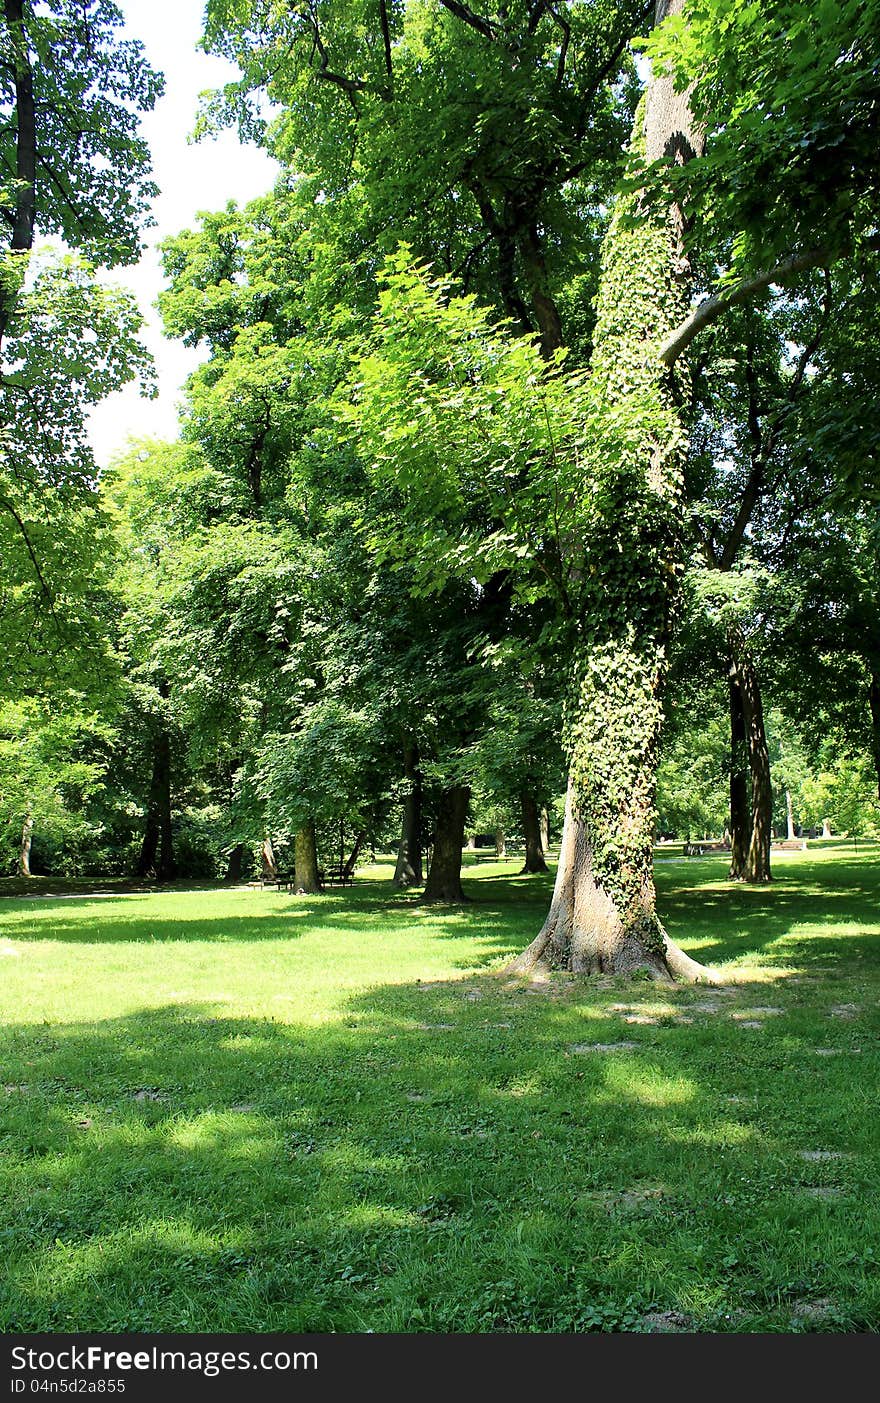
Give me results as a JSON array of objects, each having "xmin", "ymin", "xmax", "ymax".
[
  {"xmin": 772, "ymin": 838, "xmax": 807, "ymax": 851},
  {"xmin": 319, "ymin": 864, "xmax": 355, "ymax": 888}
]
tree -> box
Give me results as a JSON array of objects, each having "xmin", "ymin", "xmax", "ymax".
[{"xmin": 0, "ymin": 0, "xmax": 162, "ymax": 341}]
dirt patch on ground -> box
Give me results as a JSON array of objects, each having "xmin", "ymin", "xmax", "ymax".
[
  {"xmin": 638, "ymin": 1309, "xmax": 692, "ymax": 1333},
  {"xmin": 568, "ymin": 1041, "xmax": 640, "ymax": 1054}
]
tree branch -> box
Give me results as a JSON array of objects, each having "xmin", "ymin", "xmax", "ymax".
[
  {"xmin": 436, "ymin": 0, "xmax": 498, "ymax": 41},
  {"xmin": 659, "ymin": 248, "xmax": 833, "ymax": 367}
]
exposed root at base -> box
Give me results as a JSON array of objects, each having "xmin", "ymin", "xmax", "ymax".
[{"xmin": 505, "ymin": 925, "xmax": 722, "ymax": 985}]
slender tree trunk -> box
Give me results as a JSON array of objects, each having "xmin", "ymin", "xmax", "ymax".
[
  {"xmin": 423, "ymin": 786, "xmax": 470, "ymax": 903},
  {"xmin": 224, "ymin": 843, "xmax": 245, "ymax": 883},
  {"xmin": 509, "ymin": 0, "xmax": 716, "ymax": 983},
  {"xmin": 728, "ymin": 663, "xmax": 749, "ymax": 879},
  {"xmin": 822, "ymin": 819, "xmax": 832, "ymax": 839},
  {"xmin": 785, "ymin": 788, "xmax": 796, "ymax": 840},
  {"xmin": 494, "ymin": 827, "xmax": 506, "ymax": 859},
  {"xmin": 735, "ymin": 647, "xmax": 772, "ymax": 883},
  {"xmin": 155, "ymin": 728, "xmax": 176, "ymax": 881},
  {"xmin": 393, "ymin": 741, "xmax": 423, "ymax": 887},
  {"xmin": 136, "ymin": 809, "xmax": 160, "ymax": 877},
  {"xmin": 294, "ymin": 821, "xmax": 321, "ymax": 894},
  {"xmin": 465, "ymin": 834, "xmax": 477, "ymax": 851},
  {"xmin": 540, "ymin": 806, "xmax": 550, "ymax": 853},
  {"xmin": 0, "ymin": 0, "xmax": 36, "ymax": 347},
  {"xmin": 135, "ymin": 716, "xmax": 176, "ymax": 881},
  {"xmin": 869, "ymin": 672, "xmax": 880, "ymax": 803},
  {"xmin": 261, "ymin": 835, "xmax": 277, "ymax": 878},
  {"xmin": 520, "ymin": 792, "xmax": 549, "ymax": 873},
  {"xmin": 18, "ymin": 807, "xmax": 33, "ymax": 877},
  {"xmin": 345, "ymin": 830, "xmax": 366, "ymax": 877}
]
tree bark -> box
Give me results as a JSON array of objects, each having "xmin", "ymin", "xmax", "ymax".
[
  {"xmin": 0, "ymin": 0, "xmax": 36, "ymax": 346},
  {"xmin": 494, "ymin": 827, "xmax": 506, "ymax": 859},
  {"xmin": 509, "ymin": 786, "xmax": 716, "ymax": 981},
  {"xmin": 520, "ymin": 792, "xmax": 549, "ymax": 873},
  {"xmin": 822, "ymin": 819, "xmax": 832, "ymax": 839},
  {"xmin": 728, "ymin": 663, "xmax": 749, "ymax": 880},
  {"xmin": 136, "ymin": 809, "xmax": 159, "ymax": 878},
  {"xmin": 261, "ymin": 835, "xmax": 278, "ymax": 878},
  {"xmin": 869, "ymin": 672, "xmax": 880, "ymax": 803},
  {"xmin": 540, "ymin": 806, "xmax": 550, "ymax": 853},
  {"xmin": 18, "ymin": 807, "xmax": 33, "ymax": 877},
  {"xmin": 393, "ymin": 741, "xmax": 423, "ymax": 887},
  {"xmin": 735, "ymin": 646, "xmax": 772, "ymax": 882},
  {"xmin": 785, "ymin": 788, "xmax": 796, "ymax": 841},
  {"xmin": 422, "ymin": 786, "xmax": 470, "ymax": 902},
  {"xmin": 294, "ymin": 820, "xmax": 321, "ymax": 894},
  {"xmin": 510, "ymin": 0, "xmax": 717, "ymax": 983},
  {"xmin": 224, "ymin": 843, "xmax": 245, "ymax": 883},
  {"xmin": 135, "ymin": 717, "xmax": 176, "ymax": 881}
]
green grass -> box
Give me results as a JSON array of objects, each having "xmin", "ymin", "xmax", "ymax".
[{"xmin": 0, "ymin": 846, "xmax": 878, "ymax": 1334}]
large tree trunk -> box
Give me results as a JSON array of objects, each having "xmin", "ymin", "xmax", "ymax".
[
  {"xmin": 18, "ymin": 807, "xmax": 33, "ymax": 877},
  {"xmin": 294, "ymin": 820, "xmax": 321, "ymax": 895},
  {"xmin": 520, "ymin": 792, "xmax": 549, "ymax": 873},
  {"xmin": 509, "ymin": 786, "xmax": 715, "ymax": 981},
  {"xmin": 393, "ymin": 741, "xmax": 423, "ymax": 888},
  {"xmin": 510, "ymin": 0, "xmax": 716, "ymax": 983},
  {"xmin": 728, "ymin": 664, "xmax": 750, "ymax": 880},
  {"xmin": 422, "ymin": 786, "xmax": 470, "ymax": 903},
  {"xmin": 870, "ymin": 672, "xmax": 880, "ymax": 803}
]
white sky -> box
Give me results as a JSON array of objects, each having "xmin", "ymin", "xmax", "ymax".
[{"xmin": 86, "ymin": 0, "xmax": 278, "ymax": 467}]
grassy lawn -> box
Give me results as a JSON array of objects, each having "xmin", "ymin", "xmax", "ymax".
[{"xmin": 0, "ymin": 845, "xmax": 878, "ymax": 1334}]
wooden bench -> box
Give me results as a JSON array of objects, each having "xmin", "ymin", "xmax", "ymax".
[
  {"xmin": 319, "ymin": 865, "xmax": 355, "ymax": 888},
  {"xmin": 258, "ymin": 872, "xmax": 295, "ymax": 890},
  {"xmin": 772, "ymin": 838, "xmax": 807, "ymax": 851}
]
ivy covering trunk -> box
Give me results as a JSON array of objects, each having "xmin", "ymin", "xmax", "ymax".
[{"xmin": 511, "ymin": 0, "xmax": 716, "ymax": 983}]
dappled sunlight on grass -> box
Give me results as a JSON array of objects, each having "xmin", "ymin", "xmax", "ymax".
[{"xmin": 0, "ymin": 849, "xmax": 878, "ymax": 1332}]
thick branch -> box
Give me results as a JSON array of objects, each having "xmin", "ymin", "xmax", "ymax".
[
  {"xmin": 659, "ymin": 248, "xmax": 832, "ymax": 366},
  {"xmin": 436, "ymin": 0, "xmax": 498, "ymax": 41}
]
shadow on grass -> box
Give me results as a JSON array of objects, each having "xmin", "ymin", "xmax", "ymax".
[{"xmin": 1, "ymin": 957, "xmax": 877, "ymax": 1336}]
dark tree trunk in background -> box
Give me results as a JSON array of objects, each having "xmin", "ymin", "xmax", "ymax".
[
  {"xmin": 155, "ymin": 728, "xmax": 176, "ymax": 880},
  {"xmin": 520, "ymin": 793, "xmax": 549, "ymax": 873},
  {"xmin": 224, "ymin": 844, "xmax": 245, "ymax": 883},
  {"xmin": 423, "ymin": 786, "xmax": 470, "ymax": 903},
  {"xmin": 870, "ymin": 672, "xmax": 880, "ymax": 802},
  {"xmin": 18, "ymin": 808, "xmax": 33, "ymax": 877},
  {"xmin": 734, "ymin": 649, "xmax": 772, "ymax": 883},
  {"xmin": 136, "ymin": 718, "xmax": 176, "ymax": 881},
  {"xmin": 294, "ymin": 821, "xmax": 321, "ymax": 895},
  {"xmin": 136, "ymin": 810, "xmax": 159, "ymax": 877},
  {"xmin": 393, "ymin": 741, "xmax": 423, "ymax": 888},
  {"xmin": 728, "ymin": 663, "xmax": 749, "ymax": 880},
  {"xmin": 345, "ymin": 830, "xmax": 366, "ymax": 877},
  {"xmin": 0, "ymin": 0, "xmax": 36, "ymax": 346}
]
